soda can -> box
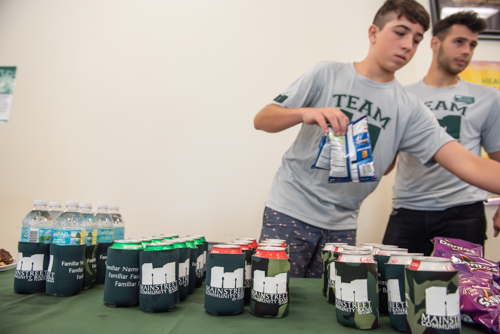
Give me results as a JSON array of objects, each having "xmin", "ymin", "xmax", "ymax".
[
  {"xmin": 372, "ymin": 244, "xmax": 399, "ymax": 255},
  {"xmin": 322, "ymin": 242, "xmax": 347, "ymax": 297},
  {"xmin": 360, "ymin": 243, "xmax": 384, "ymax": 251},
  {"xmin": 405, "ymin": 257, "xmax": 460, "ymax": 334},
  {"xmin": 163, "ymin": 234, "xmax": 178, "ymax": 240},
  {"xmin": 236, "ymin": 238, "xmax": 258, "ymax": 249},
  {"xmin": 230, "ymin": 242, "xmax": 254, "ymax": 303},
  {"xmin": 151, "ymin": 236, "xmax": 165, "ymax": 243},
  {"xmin": 211, "ymin": 244, "xmax": 242, "ymax": 254},
  {"xmin": 326, "ymin": 245, "xmax": 360, "ymax": 304},
  {"xmin": 250, "ymin": 247, "xmax": 290, "ymax": 318},
  {"xmin": 139, "ymin": 243, "xmax": 179, "ymax": 312},
  {"xmin": 140, "ymin": 238, "xmax": 152, "ymax": 247},
  {"xmin": 103, "ymin": 240, "xmax": 143, "ymax": 307},
  {"xmin": 385, "ymin": 253, "xmax": 423, "ymax": 332},
  {"xmin": 335, "ymin": 250, "xmax": 379, "ymax": 329},
  {"xmin": 184, "ymin": 237, "xmax": 198, "ymax": 294},
  {"xmin": 261, "ymin": 239, "xmax": 286, "ymax": 248},
  {"xmin": 374, "ymin": 249, "xmax": 409, "ymax": 316}
]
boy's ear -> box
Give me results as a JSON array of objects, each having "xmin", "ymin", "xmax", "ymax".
[
  {"xmin": 368, "ymin": 24, "xmax": 380, "ymax": 44},
  {"xmin": 430, "ymin": 36, "xmax": 440, "ymax": 52}
]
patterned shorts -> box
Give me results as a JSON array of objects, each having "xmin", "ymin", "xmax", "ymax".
[{"xmin": 259, "ymin": 207, "xmax": 356, "ymax": 278}]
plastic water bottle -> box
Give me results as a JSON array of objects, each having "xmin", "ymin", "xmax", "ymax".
[
  {"xmin": 95, "ymin": 204, "xmax": 114, "ymax": 243},
  {"xmin": 52, "ymin": 201, "xmax": 86, "ymax": 245},
  {"xmin": 48, "ymin": 202, "xmax": 63, "ymax": 221},
  {"xmin": 79, "ymin": 203, "xmax": 97, "ymax": 245},
  {"xmin": 109, "ymin": 205, "xmax": 125, "ymax": 241},
  {"xmin": 21, "ymin": 200, "xmax": 53, "ymax": 243}
]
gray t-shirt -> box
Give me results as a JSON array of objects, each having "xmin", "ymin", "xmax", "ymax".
[
  {"xmin": 393, "ymin": 79, "xmax": 500, "ymax": 210},
  {"xmin": 265, "ymin": 61, "xmax": 453, "ymax": 230}
]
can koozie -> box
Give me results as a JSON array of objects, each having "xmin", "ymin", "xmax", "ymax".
[
  {"xmin": 250, "ymin": 256, "xmax": 290, "ymax": 318},
  {"xmin": 139, "ymin": 248, "xmax": 179, "ymax": 312},
  {"xmin": 202, "ymin": 240, "xmax": 208, "ymax": 280},
  {"xmin": 335, "ymin": 262, "xmax": 379, "ymax": 329},
  {"xmin": 326, "ymin": 251, "xmax": 341, "ymax": 304},
  {"xmin": 96, "ymin": 242, "xmax": 112, "ymax": 284},
  {"xmin": 405, "ymin": 268, "xmax": 460, "ymax": 334},
  {"xmin": 188, "ymin": 247, "xmax": 198, "ymax": 294},
  {"xmin": 103, "ymin": 247, "xmax": 141, "ymax": 307},
  {"xmin": 177, "ymin": 247, "xmax": 190, "ymax": 301},
  {"xmin": 195, "ymin": 244, "xmax": 204, "ymax": 288},
  {"xmin": 243, "ymin": 249, "xmax": 253, "ymax": 304},
  {"xmin": 14, "ymin": 242, "xmax": 50, "ymax": 294},
  {"xmin": 45, "ymin": 244, "xmax": 86, "ymax": 296},
  {"xmin": 375, "ymin": 254, "xmax": 391, "ymax": 315},
  {"xmin": 83, "ymin": 244, "xmax": 98, "ymax": 290},
  {"xmin": 321, "ymin": 248, "xmax": 330, "ymax": 296},
  {"xmin": 386, "ymin": 263, "xmax": 407, "ymax": 332},
  {"xmin": 204, "ymin": 253, "xmax": 245, "ymax": 315}
]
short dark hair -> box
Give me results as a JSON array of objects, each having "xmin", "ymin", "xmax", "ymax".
[
  {"xmin": 373, "ymin": 0, "xmax": 430, "ymax": 32},
  {"xmin": 433, "ymin": 11, "xmax": 487, "ymax": 40}
]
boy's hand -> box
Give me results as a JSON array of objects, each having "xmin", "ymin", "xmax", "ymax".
[
  {"xmin": 493, "ymin": 207, "xmax": 500, "ymax": 237},
  {"xmin": 300, "ymin": 107, "xmax": 350, "ymax": 135}
]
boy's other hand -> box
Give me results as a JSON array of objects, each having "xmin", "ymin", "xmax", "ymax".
[{"xmin": 300, "ymin": 107, "xmax": 349, "ymax": 135}]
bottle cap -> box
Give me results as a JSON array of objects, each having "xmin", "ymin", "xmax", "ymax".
[
  {"xmin": 79, "ymin": 203, "xmax": 92, "ymax": 209},
  {"xmin": 109, "ymin": 205, "xmax": 119, "ymax": 210},
  {"xmin": 65, "ymin": 201, "xmax": 79, "ymax": 208},
  {"xmin": 33, "ymin": 200, "xmax": 47, "ymax": 206},
  {"xmin": 49, "ymin": 202, "xmax": 62, "ymax": 208},
  {"xmin": 97, "ymin": 204, "xmax": 109, "ymax": 209}
]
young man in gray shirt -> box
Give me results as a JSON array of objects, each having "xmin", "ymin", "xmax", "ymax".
[
  {"xmin": 383, "ymin": 11, "xmax": 500, "ymax": 255},
  {"xmin": 254, "ymin": 0, "xmax": 500, "ymax": 277}
]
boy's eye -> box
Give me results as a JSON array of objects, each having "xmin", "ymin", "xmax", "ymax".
[{"xmin": 395, "ymin": 31, "xmax": 404, "ymax": 36}]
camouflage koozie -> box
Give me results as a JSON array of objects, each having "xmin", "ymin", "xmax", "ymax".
[
  {"xmin": 405, "ymin": 268, "xmax": 460, "ymax": 334},
  {"xmin": 250, "ymin": 256, "xmax": 290, "ymax": 318},
  {"xmin": 14, "ymin": 242, "xmax": 50, "ymax": 294},
  {"xmin": 45, "ymin": 244, "xmax": 85, "ymax": 296},
  {"xmin": 96, "ymin": 242, "xmax": 112, "ymax": 284},
  {"xmin": 103, "ymin": 247, "xmax": 141, "ymax": 307},
  {"xmin": 326, "ymin": 251, "xmax": 340, "ymax": 304},
  {"xmin": 202, "ymin": 240, "xmax": 208, "ymax": 280},
  {"xmin": 204, "ymin": 253, "xmax": 245, "ymax": 316},
  {"xmin": 83, "ymin": 244, "xmax": 98, "ymax": 290},
  {"xmin": 139, "ymin": 248, "xmax": 179, "ymax": 312},
  {"xmin": 243, "ymin": 249, "xmax": 254, "ymax": 304},
  {"xmin": 386, "ymin": 263, "xmax": 407, "ymax": 332},
  {"xmin": 335, "ymin": 262, "xmax": 379, "ymax": 329},
  {"xmin": 188, "ymin": 247, "xmax": 198, "ymax": 294},
  {"xmin": 321, "ymin": 249, "xmax": 329, "ymax": 296},
  {"xmin": 177, "ymin": 247, "xmax": 190, "ymax": 301},
  {"xmin": 374, "ymin": 254, "xmax": 391, "ymax": 315}
]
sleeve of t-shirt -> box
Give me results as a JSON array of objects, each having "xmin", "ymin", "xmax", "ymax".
[
  {"xmin": 269, "ymin": 61, "xmax": 331, "ymax": 109},
  {"xmin": 398, "ymin": 101, "xmax": 455, "ymax": 167},
  {"xmin": 481, "ymin": 89, "xmax": 500, "ymax": 154}
]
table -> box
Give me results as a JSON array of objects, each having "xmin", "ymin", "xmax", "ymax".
[{"xmin": 0, "ymin": 269, "xmax": 488, "ymax": 334}]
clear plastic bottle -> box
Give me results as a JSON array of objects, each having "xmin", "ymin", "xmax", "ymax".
[
  {"xmin": 52, "ymin": 201, "xmax": 86, "ymax": 245},
  {"xmin": 95, "ymin": 204, "xmax": 114, "ymax": 243},
  {"xmin": 79, "ymin": 203, "xmax": 97, "ymax": 245},
  {"xmin": 21, "ymin": 200, "xmax": 53, "ymax": 243},
  {"xmin": 109, "ymin": 205, "xmax": 125, "ymax": 241},
  {"xmin": 48, "ymin": 202, "xmax": 63, "ymax": 221}
]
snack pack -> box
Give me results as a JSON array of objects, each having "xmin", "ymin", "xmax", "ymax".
[
  {"xmin": 432, "ymin": 237, "xmax": 500, "ymax": 333},
  {"xmin": 311, "ymin": 116, "xmax": 377, "ymax": 183}
]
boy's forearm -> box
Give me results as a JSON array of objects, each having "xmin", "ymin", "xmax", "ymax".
[
  {"xmin": 254, "ymin": 104, "xmax": 303, "ymax": 133},
  {"xmin": 434, "ymin": 141, "xmax": 500, "ymax": 194}
]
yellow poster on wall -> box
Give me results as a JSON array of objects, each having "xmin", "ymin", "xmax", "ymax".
[{"xmin": 460, "ymin": 61, "xmax": 500, "ymax": 159}]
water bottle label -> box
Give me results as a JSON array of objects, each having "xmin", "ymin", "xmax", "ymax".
[
  {"xmin": 52, "ymin": 229, "xmax": 86, "ymax": 245},
  {"xmin": 20, "ymin": 227, "xmax": 53, "ymax": 243},
  {"xmin": 114, "ymin": 227, "xmax": 125, "ymax": 240},
  {"xmin": 39, "ymin": 228, "xmax": 53, "ymax": 244},
  {"xmin": 97, "ymin": 228, "xmax": 113, "ymax": 243},
  {"xmin": 85, "ymin": 228, "xmax": 98, "ymax": 245}
]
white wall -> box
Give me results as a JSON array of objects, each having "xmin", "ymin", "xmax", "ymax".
[{"xmin": 0, "ymin": 0, "xmax": 499, "ymax": 260}]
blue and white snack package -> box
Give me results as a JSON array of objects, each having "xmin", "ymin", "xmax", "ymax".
[{"xmin": 312, "ymin": 116, "xmax": 377, "ymax": 183}]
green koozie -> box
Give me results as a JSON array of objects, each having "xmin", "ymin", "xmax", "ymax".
[
  {"xmin": 250, "ymin": 257, "xmax": 290, "ymax": 318},
  {"xmin": 139, "ymin": 248, "xmax": 179, "ymax": 312},
  {"xmin": 326, "ymin": 251, "xmax": 341, "ymax": 304},
  {"xmin": 96, "ymin": 242, "xmax": 113, "ymax": 284},
  {"xmin": 335, "ymin": 262, "xmax": 379, "ymax": 329},
  {"xmin": 103, "ymin": 246, "xmax": 141, "ymax": 307},
  {"xmin": 204, "ymin": 253, "xmax": 245, "ymax": 316},
  {"xmin": 14, "ymin": 242, "xmax": 50, "ymax": 294},
  {"xmin": 83, "ymin": 244, "xmax": 98, "ymax": 289},
  {"xmin": 405, "ymin": 268, "xmax": 460, "ymax": 334},
  {"xmin": 46, "ymin": 244, "xmax": 86, "ymax": 296},
  {"xmin": 386, "ymin": 263, "xmax": 407, "ymax": 332}
]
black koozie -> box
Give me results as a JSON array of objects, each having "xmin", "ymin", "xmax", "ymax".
[
  {"xmin": 103, "ymin": 247, "xmax": 141, "ymax": 307},
  {"xmin": 177, "ymin": 247, "xmax": 190, "ymax": 301},
  {"xmin": 188, "ymin": 247, "xmax": 198, "ymax": 294},
  {"xmin": 139, "ymin": 248, "xmax": 179, "ymax": 312},
  {"xmin": 96, "ymin": 242, "xmax": 112, "ymax": 284},
  {"xmin": 195, "ymin": 244, "xmax": 204, "ymax": 288},
  {"xmin": 205, "ymin": 253, "xmax": 245, "ymax": 316},
  {"xmin": 14, "ymin": 242, "xmax": 50, "ymax": 294},
  {"xmin": 45, "ymin": 244, "xmax": 86, "ymax": 296},
  {"xmin": 243, "ymin": 249, "xmax": 254, "ymax": 304},
  {"xmin": 83, "ymin": 244, "xmax": 98, "ymax": 289}
]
